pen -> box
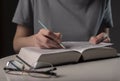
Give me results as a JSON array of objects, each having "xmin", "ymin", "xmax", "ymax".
[{"xmin": 38, "ymin": 20, "xmax": 65, "ymax": 49}]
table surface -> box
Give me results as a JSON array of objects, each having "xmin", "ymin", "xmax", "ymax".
[{"xmin": 0, "ymin": 55, "xmax": 120, "ymax": 81}]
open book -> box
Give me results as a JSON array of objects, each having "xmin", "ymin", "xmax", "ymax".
[{"xmin": 17, "ymin": 42, "xmax": 117, "ymax": 68}]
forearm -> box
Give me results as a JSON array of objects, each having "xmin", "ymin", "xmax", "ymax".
[
  {"xmin": 13, "ymin": 35, "xmax": 35, "ymax": 53},
  {"xmin": 13, "ymin": 24, "xmax": 35, "ymax": 53}
]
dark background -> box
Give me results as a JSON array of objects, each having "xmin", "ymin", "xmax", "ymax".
[{"xmin": 0, "ymin": 0, "xmax": 120, "ymax": 58}]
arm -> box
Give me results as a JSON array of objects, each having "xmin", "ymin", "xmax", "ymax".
[
  {"xmin": 89, "ymin": 0, "xmax": 113, "ymax": 44},
  {"xmin": 13, "ymin": 25, "xmax": 62, "ymax": 53},
  {"xmin": 13, "ymin": 24, "xmax": 35, "ymax": 53}
]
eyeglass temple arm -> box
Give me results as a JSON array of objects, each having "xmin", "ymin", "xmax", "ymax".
[{"xmin": 4, "ymin": 67, "xmax": 57, "ymax": 76}]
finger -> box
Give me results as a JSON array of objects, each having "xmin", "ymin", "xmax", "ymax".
[
  {"xmin": 103, "ymin": 37, "xmax": 111, "ymax": 43},
  {"xmin": 34, "ymin": 36, "xmax": 54, "ymax": 49},
  {"xmin": 37, "ymin": 34, "xmax": 62, "ymax": 48},
  {"xmin": 54, "ymin": 32, "xmax": 62, "ymax": 43},
  {"xmin": 96, "ymin": 33, "xmax": 108, "ymax": 43},
  {"xmin": 96, "ymin": 33, "xmax": 105, "ymax": 39},
  {"xmin": 54, "ymin": 32, "xmax": 61, "ymax": 39},
  {"xmin": 37, "ymin": 31, "xmax": 62, "ymax": 48},
  {"xmin": 34, "ymin": 42, "xmax": 45, "ymax": 48},
  {"xmin": 40, "ymin": 29, "xmax": 60, "ymax": 43},
  {"xmin": 89, "ymin": 36, "xmax": 98, "ymax": 44},
  {"xmin": 34, "ymin": 34, "xmax": 45, "ymax": 47}
]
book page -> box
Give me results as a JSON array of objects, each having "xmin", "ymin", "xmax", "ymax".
[
  {"xmin": 21, "ymin": 42, "xmax": 113, "ymax": 55},
  {"xmin": 26, "ymin": 47, "xmax": 71, "ymax": 55},
  {"xmin": 62, "ymin": 42, "xmax": 113, "ymax": 53}
]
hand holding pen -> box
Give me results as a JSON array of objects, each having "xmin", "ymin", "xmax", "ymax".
[{"xmin": 34, "ymin": 20, "xmax": 65, "ymax": 49}]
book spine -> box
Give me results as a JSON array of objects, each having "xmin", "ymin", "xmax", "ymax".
[{"xmin": 16, "ymin": 55, "xmax": 33, "ymax": 68}]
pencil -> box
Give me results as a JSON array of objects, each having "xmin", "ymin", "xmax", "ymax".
[{"xmin": 38, "ymin": 20, "xmax": 65, "ymax": 49}]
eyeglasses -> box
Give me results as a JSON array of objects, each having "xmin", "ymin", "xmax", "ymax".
[{"xmin": 4, "ymin": 60, "xmax": 57, "ymax": 78}]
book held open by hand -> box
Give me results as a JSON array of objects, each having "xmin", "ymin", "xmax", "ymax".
[{"xmin": 17, "ymin": 42, "xmax": 117, "ymax": 68}]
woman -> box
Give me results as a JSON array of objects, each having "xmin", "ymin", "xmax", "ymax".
[{"xmin": 13, "ymin": 0, "xmax": 113, "ymax": 52}]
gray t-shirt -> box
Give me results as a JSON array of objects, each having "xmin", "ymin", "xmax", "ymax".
[{"xmin": 12, "ymin": 0, "xmax": 113, "ymax": 41}]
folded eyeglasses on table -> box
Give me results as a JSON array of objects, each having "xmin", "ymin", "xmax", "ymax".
[{"xmin": 4, "ymin": 60, "xmax": 57, "ymax": 78}]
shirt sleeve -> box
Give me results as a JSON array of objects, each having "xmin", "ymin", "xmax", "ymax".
[
  {"xmin": 12, "ymin": 0, "xmax": 33, "ymax": 28},
  {"xmin": 101, "ymin": 0, "xmax": 113, "ymax": 28}
]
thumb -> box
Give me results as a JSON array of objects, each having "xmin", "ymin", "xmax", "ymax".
[
  {"xmin": 54, "ymin": 32, "xmax": 62, "ymax": 43},
  {"xmin": 55, "ymin": 32, "xmax": 62, "ymax": 39}
]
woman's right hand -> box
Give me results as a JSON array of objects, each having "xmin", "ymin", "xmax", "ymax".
[{"xmin": 34, "ymin": 29, "xmax": 62, "ymax": 49}]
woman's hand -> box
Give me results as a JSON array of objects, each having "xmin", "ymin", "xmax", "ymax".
[
  {"xmin": 89, "ymin": 32, "xmax": 110, "ymax": 44},
  {"xmin": 34, "ymin": 29, "xmax": 62, "ymax": 49}
]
